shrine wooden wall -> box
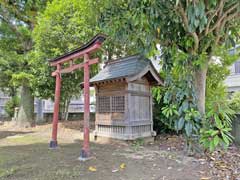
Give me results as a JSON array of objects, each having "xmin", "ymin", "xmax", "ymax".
[
  {"xmin": 95, "ymin": 81, "xmax": 127, "ymax": 124},
  {"xmin": 94, "ymin": 77, "xmax": 154, "ymax": 140}
]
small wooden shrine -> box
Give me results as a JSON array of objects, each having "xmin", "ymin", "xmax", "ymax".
[{"xmin": 90, "ymin": 55, "xmax": 163, "ymax": 140}]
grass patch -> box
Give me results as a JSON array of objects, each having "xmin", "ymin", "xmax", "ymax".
[
  {"xmin": 0, "ymin": 167, "xmax": 19, "ymax": 178},
  {"xmin": 131, "ymin": 138, "xmax": 145, "ymax": 151},
  {"xmin": 54, "ymin": 167, "xmax": 82, "ymax": 178},
  {"xmin": 0, "ymin": 153, "xmax": 10, "ymax": 166},
  {"xmin": 6, "ymin": 135, "xmax": 45, "ymax": 144}
]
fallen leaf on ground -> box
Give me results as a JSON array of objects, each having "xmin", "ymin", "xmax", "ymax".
[
  {"xmin": 200, "ymin": 177, "xmax": 211, "ymax": 180},
  {"xmin": 112, "ymin": 169, "xmax": 119, "ymax": 173},
  {"xmin": 120, "ymin": 163, "xmax": 126, "ymax": 169},
  {"xmin": 210, "ymin": 156, "xmax": 215, "ymax": 161},
  {"xmin": 88, "ymin": 166, "xmax": 97, "ymax": 172}
]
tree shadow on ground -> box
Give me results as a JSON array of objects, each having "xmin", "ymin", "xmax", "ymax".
[
  {"xmin": 61, "ymin": 120, "xmax": 95, "ymax": 131},
  {"xmin": 0, "ymin": 131, "xmax": 34, "ymax": 140},
  {"xmin": 34, "ymin": 120, "xmax": 95, "ymax": 131},
  {"xmin": 0, "ymin": 139, "xmax": 205, "ymax": 180},
  {"xmin": 0, "ymin": 141, "xmax": 126, "ymax": 180}
]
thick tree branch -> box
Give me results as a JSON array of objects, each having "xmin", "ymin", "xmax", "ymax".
[
  {"xmin": 205, "ymin": 0, "xmax": 225, "ymax": 35},
  {"xmin": 177, "ymin": 2, "xmax": 188, "ymax": 30},
  {"xmin": 215, "ymin": 11, "xmax": 240, "ymax": 45},
  {"xmin": 208, "ymin": 2, "xmax": 239, "ymax": 34},
  {"xmin": 177, "ymin": 2, "xmax": 199, "ymax": 53}
]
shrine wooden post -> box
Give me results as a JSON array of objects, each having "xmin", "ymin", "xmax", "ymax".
[{"xmin": 48, "ymin": 34, "xmax": 106, "ymax": 160}]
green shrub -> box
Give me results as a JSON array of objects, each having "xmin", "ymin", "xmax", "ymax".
[
  {"xmin": 229, "ymin": 91, "xmax": 240, "ymax": 113},
  {"xmin": 200, "ymin": 98, "xmax": 235, "ymax": 152},
  {"xmin": 152, "ymin": 87, "xmax": 176, "ymax": 134},
  {"xmin": 4, "ymin": 96, "xmax": 19, "ymax": 118},
  {"xmin": 201, "ymin": 60, "xmax": 236, "ymax": 152}
]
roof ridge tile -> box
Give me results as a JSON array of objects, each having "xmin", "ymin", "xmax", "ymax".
[{"xmin": 105, "ymin": 54, "xmax": 141, "ymax": 66}]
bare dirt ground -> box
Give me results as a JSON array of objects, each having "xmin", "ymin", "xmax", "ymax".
[{"xmin": 0, "ymin": 121, "xmax": 239, "ymax": 180}]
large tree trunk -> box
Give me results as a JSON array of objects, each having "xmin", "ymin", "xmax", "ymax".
[
  {"xmin": 194, "ymin": 66, "xmax": 208, "ymax": 116},
  {"xmin": 17, "ymin": 83, "xmax": 35, "ymax": 127}
]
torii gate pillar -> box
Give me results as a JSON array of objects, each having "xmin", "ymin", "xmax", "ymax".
[
  {"xmin": 48, "ymin": 34, "xmax": 106, "ymax": 160},
  {"xmin": 49, "ymin": 64, "xmax": 61, "ymax": 148},
  {"xmin": 80, "ymin": 53, "xmax": 91, "ymax": 158}
]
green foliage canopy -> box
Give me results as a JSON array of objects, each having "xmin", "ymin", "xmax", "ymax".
[
  {"xmin": 33, "ymin": 0, "xmax": 101, "ymax": 101},
  {"xmin": 99, "ymin": 0, "xmax": 240, "ymax": 151},
  {"xmin": 0, "ymin": 0, "xmax": 49, "ymax": 92},
  {"xmin": 0, "ymin": 0, "xmax": 49, "ymax": 123}
]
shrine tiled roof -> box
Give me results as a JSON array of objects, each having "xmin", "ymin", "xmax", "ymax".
[{"xmin": 90, "ymin": 54, "xmax": 163, "ymax": 85}]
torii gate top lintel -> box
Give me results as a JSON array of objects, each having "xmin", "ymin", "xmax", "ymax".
[{"xmin": 49, "ymin": 33, "xmax": 106, "ymax": 67}]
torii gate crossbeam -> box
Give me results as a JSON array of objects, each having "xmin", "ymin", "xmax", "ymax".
[{"xmin": 48, "ymin": 34, "xmax": 106, "ymax": 160}]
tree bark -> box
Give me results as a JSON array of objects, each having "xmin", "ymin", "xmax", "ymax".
[
  {"xmin": 194, "ymin": 66, "xmax": 208, "ymax": 116},
  {"xmin": 60, "ymin": 97, "xmax": 70, "ymax": 121},
  {"xmin": 17, "ymin": 83, "xmax": 35, "ymax": 127},
  {"xmin": 65, "ymin": 98, "xmax": 71, "ymax": 121},
  {"xmin": 63, "ymin": 98, "xmax": 70, "ymax": 121}
]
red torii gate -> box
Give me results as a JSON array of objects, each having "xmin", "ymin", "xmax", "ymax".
[{"xmin": 48, "ymin": 34, "xmax": 106, "ymax": 159}]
